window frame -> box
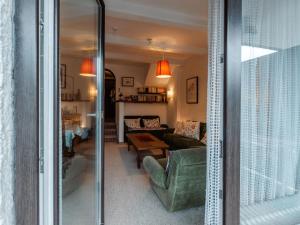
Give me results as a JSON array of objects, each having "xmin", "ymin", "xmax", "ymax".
[
  {"xmin": 223, "ymin": 0, "xmax": 242, "ymax": 224},
  {"xmin": 14, "ymin": 0, "xmax": 242, "ymax": 224}
]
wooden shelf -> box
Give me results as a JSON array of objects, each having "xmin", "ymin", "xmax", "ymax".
[
  {"xmin": 117, "ymin": 101, "xmax": 168, "ymax": 104},
  {"xmin": 62, "ymin": 100, "xmax": 91, "ymax": 102},
  {"xmin": 137, "ymin": 92, "xmax": 167, "ymax": 95}
]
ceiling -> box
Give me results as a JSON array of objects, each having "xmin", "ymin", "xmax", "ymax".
[{"xmin": 60, "ymin": 0, "xmax": 208, "ymax": 64}]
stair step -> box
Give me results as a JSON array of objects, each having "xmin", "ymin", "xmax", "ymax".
[
  {"xmin": 104, "ymin": 122, "xmax": 117, "ymax": 142},
  {"xmin": 104, "ymin": 137, "xmax": 117, "ymax": 142},
  {"xmin": 105, "ymin": 128, "xmax": 116, "ymax": 132},
  {"xmin": 105, "ymin": 125, "xmax": 116, "ymax": 129},
  {"xmin": 105, "ymin": 122, "xmax": 115, "ymax": 125},
  {"xmin": 105, "ymin": 131, "xmax": 116, "ymax": 135},
  {"xmin": 104, "ymin": 134, "xmax": 117, "ymax": 138}
]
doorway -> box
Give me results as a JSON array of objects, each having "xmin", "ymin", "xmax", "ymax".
[{"xmin": 104, "ymin": 69, "xmax": 116, "ymax": 122}]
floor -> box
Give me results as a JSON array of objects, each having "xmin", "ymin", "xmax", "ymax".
[
  {"xmin": 62, "ymin": 140, "xmax": 96, "ymax": 225},
  {"xmin": 63, "ymin": 141, "xmax": 205, "ymax": 225}
]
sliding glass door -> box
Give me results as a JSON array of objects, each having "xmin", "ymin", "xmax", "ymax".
[
  {"xmin": 240, "ymin": 0, "xmax": 300, "ymax": 224},
  {"xmin": 59, "ymin": 0, "xmax": 104, "ymax": 224}
]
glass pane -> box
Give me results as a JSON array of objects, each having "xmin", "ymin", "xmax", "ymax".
[
  {"xmin": 60, "ymin": 0, "xmax": 99, "ymax": 224},
  {"xmin": 240, "ymin": 0, "xmax": 300, "ymax": 224}
]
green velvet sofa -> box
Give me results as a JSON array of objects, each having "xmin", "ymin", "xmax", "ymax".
[
  {"xmin": 143, "ymin": 147, "xmax": 206, "ymax": 212},
  {"xmin": 163, "ymin": 122, "xmax": 206, "ymax": 150}
]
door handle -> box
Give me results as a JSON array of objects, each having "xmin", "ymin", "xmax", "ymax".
[{"xmin": 87, "ymin": 113, "xmax": 96, "ymax": 117}]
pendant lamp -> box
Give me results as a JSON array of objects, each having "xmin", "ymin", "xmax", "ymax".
[
  {"xmin": 156, "ymin": 59, "xmax": 172, "ymax": 78},
  {"xmin": 80, "ymin": 58, "xmax": 96, "ymax": 77}
]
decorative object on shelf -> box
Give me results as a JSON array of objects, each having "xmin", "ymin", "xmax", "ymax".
[
  {"xmin": 62, "ymin": 93, "xmax": 73, "ymax": 101},
  {"xmin": 137, "ymin": 87, "xmax": 167, "ymax": 95},
  {"xmin": 117, "ymin": 86, "xmax": 168, "ymax": 103},
  {"xmin": 137, "ymin": 87, "xmax": 144, "ymax": 93},
  {"xmin": 61, "ymin": 75, "xmax": 75, "ymax": 101},
  {"xmin": 60, "ymin": 64, "xmax": 67, "ymax": 88},
  {"xmin": 80, "ymin": 58, "xmax": 96, "ymax": 77},
  {"xmin": 186, "ymin": 76, "xmax": 199, "ymax": 104},
  {"xmin": 75, "ymin": 89, "xmax": 81, "ymax": 101},
  {"xmin": 118, "ymin": 93, "xmax": 124, "ymax": 101},
  {"xmin": 157, "ymin": 88, "xmax": 166, "ymax": 94},
  {"xmin": 131, "ymin": 95, "xmax": 138, "ymax": 102},
  {"xmin": 134, "ymin": 86, "xmax": 168, "ymax": 103},
  {"xmin": 122, "ymin": 77, "xmax": 134, "ymax": 87}
]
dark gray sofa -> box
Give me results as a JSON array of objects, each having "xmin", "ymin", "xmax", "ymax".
[
  {"xmin": 124, "ymin": 115, "xmax": 174, "ymax": 142},
  {"xmin": 162, "ymin": 122, "xmax": 206, "ymax": 150}
]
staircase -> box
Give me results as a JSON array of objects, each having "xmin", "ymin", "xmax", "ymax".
[{"xmin": 104, "ymin": 122, "xmax": 117, "ymax": 142}]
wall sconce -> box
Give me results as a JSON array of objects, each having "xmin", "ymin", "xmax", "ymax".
[
  {"xmin": 167, "ymin": 88, "xmax": 174, "ymax": 100},
  {"xmin": 89, "ymin": 86, "xmax": 98, "ymax": 98}
]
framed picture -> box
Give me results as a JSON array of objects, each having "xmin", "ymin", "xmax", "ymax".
[
  {"xmin": 60, "ymin": 64, "xmax": 67, "ymax": 89},
  {"xmin": 122, "ymin": 77, "xmax": 134, "ymax": 87},
  {"xmin": 186, "ymin": 76, "xmax": 198, "ymax": 104}
]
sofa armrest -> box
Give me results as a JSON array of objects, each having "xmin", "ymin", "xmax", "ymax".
[{"xmin": 143, "ymin": 156, "xmax": 167, "ymax": 189}]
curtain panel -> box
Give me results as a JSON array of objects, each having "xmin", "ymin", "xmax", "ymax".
[
  {"xmin": 241, "ymin": 0, "xmax": 300, "ymax": 207},
  {"xmin": 205, "ymin": 0, "xmax": 224, "ymax": 224}
]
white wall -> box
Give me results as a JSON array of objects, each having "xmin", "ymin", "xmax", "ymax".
[
  {"xmin": 116, "ymin": 102, "xmax": 168, "ymax": 142},
  {"xmin": 61, "ymin": 55, "xmax": 95, "ymax": 101},
  {"xmin": 0, "ymin": 0, "xmax": 15, "ymax": 224},
  {"xmin": 124, "ymin": 103, "xmax": 168, "ymax": 124},
  {"xmin": 105, "ymin": 61, "xmax": 149, "ymax": 97},
  {"xmin": 107, "ymin": 57, "xmax": 208, "ymax": 127},
  {"xmin": 166, "ymin": 69, "xmax": 180, "ymax": 128},
  {"xmin": 167, "ymin": 55, "xmax": 208, "ymax": 126}
]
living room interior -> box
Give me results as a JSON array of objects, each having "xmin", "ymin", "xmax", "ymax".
[
  {"xmin": 59, "ymin": 0, "xmax": 208, "ymax": 225},
  {"xmin": 3, "ymin": 0, "xmax": 300, "ymax": 224}
]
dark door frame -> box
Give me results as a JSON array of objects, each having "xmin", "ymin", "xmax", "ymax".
[
  {"xmin": 14, "ymin": 0, "xmax": 105, "ymax": 224},
  {"xmin": 55, "ymin": 0, "xmax": 106, "ymax": 223},
  {"xmin": 223, "ymin": 0, "xmax": 242, "ymax": 224},
  {"xmin": 14, "ymin": 0, "xmax": 241, "ymax": 224},
  {"xmin": 104, "ymin": 68, "xmax": 116, "ymax": 122},
  {"xmin": 105, "ymin": 68, "xmax": 116, "ymax": 79},
  {"xmin": 55, "ymin": 0, "xmax": 105, "ymax": 223},
  {"xmin": 96, "ymin": 1, "xmax": 105, "ymax": 224},
  {"xmin": 14, "ymin": 0, "xmax": 40, "ymax": 224}
]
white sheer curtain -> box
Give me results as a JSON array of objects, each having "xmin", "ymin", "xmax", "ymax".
[
  {"xmin": 241, "ymin": 0, "xmax": 300, "ymax": 207},
  {"xmin": 205, "ymin": 0, "xmax": 224, "ymax": 224}
]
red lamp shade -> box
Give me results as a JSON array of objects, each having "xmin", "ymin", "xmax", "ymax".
[
  {"xmin": 80, "ymin": 58, "xmax": 96, "ymax": 77},
  {"xmin": 156, "ymin": 60, "xmax": 172, "ymax": 78}
]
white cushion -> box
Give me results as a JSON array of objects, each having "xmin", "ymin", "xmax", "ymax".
[
  {"xmin": 125, "ymin": 118, "xmax": 141, "ymax": 129},
  {"xmin": 143, "ymin": 118, "xmax": 160, "ymax": 128},
  {"xmin": 174, "ymin": 121, "xmax": 201, "ymax": 140}
]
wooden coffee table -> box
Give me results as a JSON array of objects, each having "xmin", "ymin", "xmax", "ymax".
[{"xmin": 127, "ymin": 133, "xmax": 169, "ymax": 169}]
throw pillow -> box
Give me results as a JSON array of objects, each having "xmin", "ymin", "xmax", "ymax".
[
  {"xmin": 143, "ymin": 118, "xmax": 160, "ymax": 128},
  {"xmin": 125, "ymin": 118, "xmax": 141, "ymax": 129},
  {"xmin": 201, "ymin": 132, "xmax": 207, "ymax": 145},
  {"xmin": 174, "ymin": 121, "xmax": 185, "ymax": 135},
  {"xmin": 182, "ymin": 121, "xmax": 201, "ymax": 140}
]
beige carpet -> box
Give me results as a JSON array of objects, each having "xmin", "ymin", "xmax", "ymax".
[
  {"xmin": 63, "ymin": 141, "xmax": 205, "ymax": 225},
  {"xmin": 104, "ymin": 142, "xmax": 205, "ymax": 225}
]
